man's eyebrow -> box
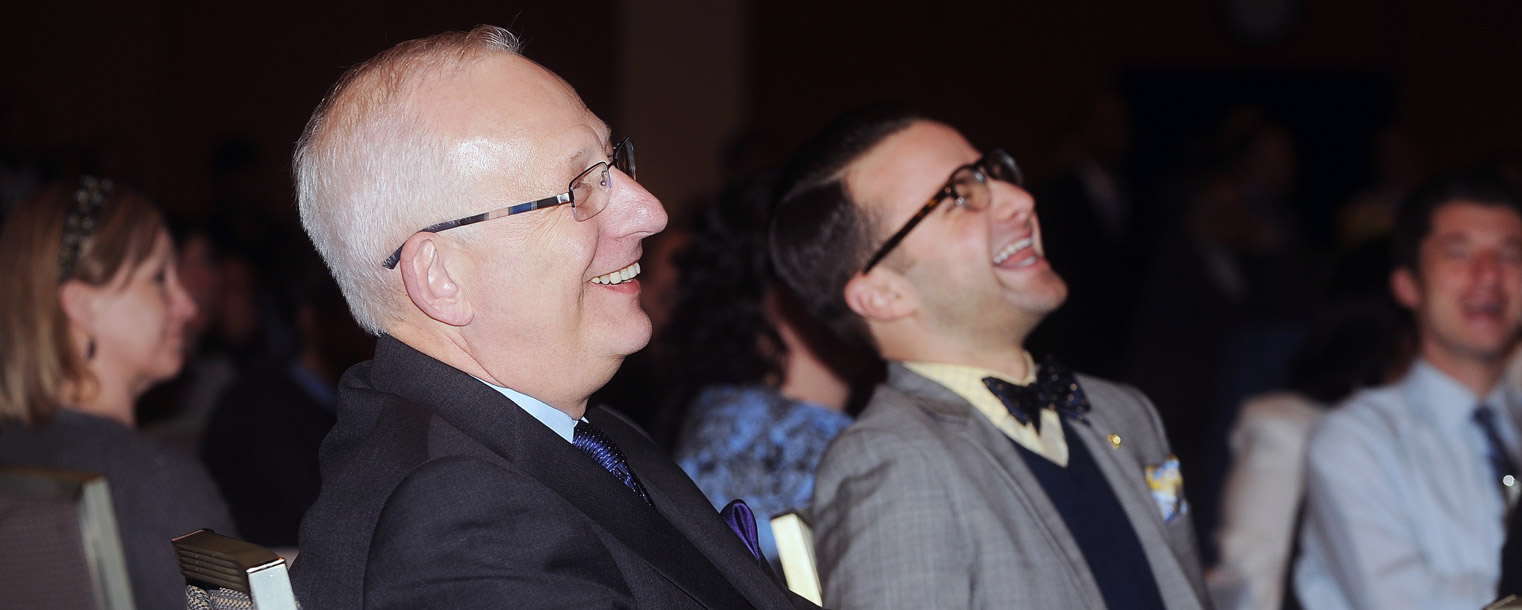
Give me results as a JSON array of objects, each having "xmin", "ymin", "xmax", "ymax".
[
  {"xmin": 556, "ymin": 128, "xmax": 616, "ymax": 175},
  {"xmin": 556, "ymin": 148, "xmax": 587, "ymax": 175},
  {"xmin": 555, "ymin": 146, "xmax": 598, "ymax": 178}
]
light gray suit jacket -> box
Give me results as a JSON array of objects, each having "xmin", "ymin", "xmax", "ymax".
[{"xmin": 811, "ymin": 363, "xmax": 1209, "ymax": 610}]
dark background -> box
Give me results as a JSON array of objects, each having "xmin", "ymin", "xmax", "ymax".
[
  {"xmin": 5, "ymin": 1, "xmax": 1519, "ymax": 223},
  {"xmin": 5, "ymin": 0, "xmax": 1521, "ymax": 561}
]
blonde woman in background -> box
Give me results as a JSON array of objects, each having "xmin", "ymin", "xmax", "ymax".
[{"xmin": 0, "ymin": 177, "xmax": 235, "ymax": 610}]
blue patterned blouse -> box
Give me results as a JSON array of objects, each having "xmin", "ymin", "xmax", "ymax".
[{"xmin": 674, "ymin": 384, "xmax": 853, "ymax": 567}]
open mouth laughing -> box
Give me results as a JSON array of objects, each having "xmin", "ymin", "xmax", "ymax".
[
  {"xmin": 993, "ymin": 237, "xmax": 1038, "ymax": 268},
  {"xmin": 591, "ymin": 261, "xmax": 641, "ymax": 285}
]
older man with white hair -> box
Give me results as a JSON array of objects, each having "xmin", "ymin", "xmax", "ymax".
[{"xmin": 288, "ymin": 25, "xmax": 815, "ymax": 610}]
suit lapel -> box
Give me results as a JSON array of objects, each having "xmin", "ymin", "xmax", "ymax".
[
  {"xmin": 591, "ymin": 408, "xmax": 796, "ymax": 610},
  {"xmin": 887, "ymin": 366, "xmax": 1108, "ymax": 609},
  {"xmin": 370, "ymin": 337, "xmax": 759, "ymax": 610},
  {"xmin": 510, "ymin": 421, "xmax": 759, "ymax": 610}
]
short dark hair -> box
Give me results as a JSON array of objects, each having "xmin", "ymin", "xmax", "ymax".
[
  {"xmin": 1392, "ymin": 170, "xmax": 1522, "ymax": 272},
  {"xmin": 769, "ymin": 103, "xmax": 924, "ymax": 350}
]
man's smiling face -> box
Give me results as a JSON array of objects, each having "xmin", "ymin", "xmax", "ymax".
[
  {"xmin": 845, "ymin": 120, "xmax": 1067, "ymax": 344},
  {"xmin": 430, "ymin": 53, "xmax": 667, "ymax": 403},
  {"xmin": 1397, "ymin": 200, "xmax": 1522, "ymax": 366}
]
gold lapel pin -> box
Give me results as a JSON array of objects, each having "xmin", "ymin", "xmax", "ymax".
[{"xmin": 1107, "ymin": 434, "xmax": 1122, "ymax": 448}]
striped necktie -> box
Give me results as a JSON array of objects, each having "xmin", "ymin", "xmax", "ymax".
[
  {"xmin": 1473, "ymin": 404, "xmax": 1519, "ymax": 502},
  {"xmin": 574, "ymin": 420, "xmax": 652, "ymax": 505}
]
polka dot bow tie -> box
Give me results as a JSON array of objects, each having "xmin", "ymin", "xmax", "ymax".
[{"xmin": 981, "ymin": 355, "xmax": 1092, "ymax": 433}]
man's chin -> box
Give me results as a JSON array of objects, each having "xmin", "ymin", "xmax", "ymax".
[
  {"xmin": 587, "ymin": 330, "xmax": 653, "ymax": 393},
  {"xmin": 1002, "ymin": 273, "xmax": 1068, "ymax": 312},
  {"xmin": 606, "ymin": 317, "xmax": 655, "ymax": 359}
]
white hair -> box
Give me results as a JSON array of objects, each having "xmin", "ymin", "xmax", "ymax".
[{"xmin": 294, "ymin": 25, "xmax": 523, "ymax": 335}]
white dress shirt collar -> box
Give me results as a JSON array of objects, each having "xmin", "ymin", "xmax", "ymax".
[
  {"xmin": 475, "ymin": 378, "xmax": 579, "ymax": 443},
  {"xmin": 1406, "ymin": 359, "xmax": 1513, "ymax": 435}
]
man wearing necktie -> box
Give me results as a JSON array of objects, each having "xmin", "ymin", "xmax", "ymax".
[
  {"xmin": 287, "ymin": 26, "xmax": 817, "ymax": 610},
  {"xmin": 1294, "ymin": 173, "xmax": 1522, "ymax": 610},
  {"xmin": 768, "ymin": 105, "xmax": 1209, "ymax": 609}
]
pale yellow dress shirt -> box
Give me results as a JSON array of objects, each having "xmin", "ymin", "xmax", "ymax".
[{"xmin": 905, "ymin": 352, "xmax": 1069, "ymax": 467}]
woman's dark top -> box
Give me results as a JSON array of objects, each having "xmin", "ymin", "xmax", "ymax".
[{"xmin": 0, "ymin": 408, "xmax": 235, "ymax": 610}]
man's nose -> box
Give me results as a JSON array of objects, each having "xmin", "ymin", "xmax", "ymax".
[
  {"xmin": 606, "ymin": 168, "xmax": 668, "ymax": 238},
  {"xmin": 1474, "ymin": 249, "xmax": 1505, "ymax": 282},
  {"xmin": 988, "ymin": 180, "xmax": 1036, "ymax": 223}
]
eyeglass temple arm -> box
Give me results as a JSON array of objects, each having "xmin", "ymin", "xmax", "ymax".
[
  {"xmin": 501, "ymin": 192, "xmax": 573, "ymax": 216},
  {"xmin": 861, "ymin": 193, "xmax": 945, "ymax": 272},
  {"xmin": 380, "ymin": 192, "xmax": 572, "ymax": 269}
]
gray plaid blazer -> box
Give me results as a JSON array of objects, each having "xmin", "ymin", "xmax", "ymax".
[{"xmin": 811, "ymin": 363, "xmax": 1210, "ymax": 610}]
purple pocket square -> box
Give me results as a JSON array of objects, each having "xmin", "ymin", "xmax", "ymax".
[{"xmin": 720, "ymin": 499, "xmax": 762, "ymax": 560}]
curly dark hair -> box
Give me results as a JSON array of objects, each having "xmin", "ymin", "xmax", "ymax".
[{"xmin": 657, "ymin": 170, "xmax": 787, "ymax": 420}]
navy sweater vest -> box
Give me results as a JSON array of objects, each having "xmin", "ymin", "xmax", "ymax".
[{"xmin": 1014, "ymin": 420, "xmax": 1165, "ymax": 610}]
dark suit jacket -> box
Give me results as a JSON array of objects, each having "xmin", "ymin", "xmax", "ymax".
[
  {"xmin": 1497, "ymin": 477, "xmax": 1522, "ymax": 600},
  {"xmin": 291, "ymin": 336, "xmax": 813, "ymax": 610}
]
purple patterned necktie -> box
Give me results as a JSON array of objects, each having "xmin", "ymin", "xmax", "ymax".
[{"xmin": 574, "ymin": 420, "xmax": 652, "ymax": 505}]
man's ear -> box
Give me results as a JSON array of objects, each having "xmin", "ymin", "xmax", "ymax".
[
  {"xmin": 58, "ymin": 280, "xmax": 98, "ymax": 330},
  {"xmin": 399, "ymin": 233, "xmax": 474, "ymax": 327},
  {"xmin": 1391, "ymin": 266, "xmax": 1422, "ymax": 309},
  {"xmin": 844, "ymin": 271, "xmax": 916, "ymax": 323}
]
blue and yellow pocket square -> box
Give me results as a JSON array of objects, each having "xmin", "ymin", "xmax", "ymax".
[{"xmin": 1145, "ymin": 455, "xmax": 1187, "ymax": 523}]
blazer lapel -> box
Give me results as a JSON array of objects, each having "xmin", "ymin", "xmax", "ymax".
[
  {"xmin": 1070, "ymin": 404, "xmax": 1206, "ymax": 610},
  {"xmin": 371, "ymin": 337, "xmax": 758, "ymax": 610},
  {"xmin": 887, "ymin": 366, "xmax": 1108, "ymax": 609}
]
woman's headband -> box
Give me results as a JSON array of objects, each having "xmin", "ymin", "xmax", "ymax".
[{"xmin": 58, "ymin": 176, "xmax": 112, "ymax": 283}]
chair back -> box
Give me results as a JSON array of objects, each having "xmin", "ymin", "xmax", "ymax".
[
  {"xmin": 172, "ymin": 529, "xmax": 297, "ymax": 610},
  {"xmin": 769, "ymin": 509, "xmax": 822, "ymax": 606},
  {"xmin": 0, "ymin": 466, "xmax": 134, "ymax": 610},
  {"xmin": 1488, "ymin": 594, "xmax": 1522, "ymax": 609}
]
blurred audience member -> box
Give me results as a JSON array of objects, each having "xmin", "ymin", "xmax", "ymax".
[
  {"xmin": 1209, "ymin": 242, "xmax": 1405, "ymax": 610},
  {"xmin": 200, "ymin": 248, "xmax": 374, "ymax": 548},
  {"xmin": 664, "ymin": 171, "xmax": 869, "ymax": 570},
  {"xmin": 139, "ymin": 137, "xmax": 301, "ymax": 453},
  {"xmin": 1492, "ymin": 187, "xmax": 1522, "ymax": 603},
  {"xmin": 136, "ymin": 227, "xmax": 262, "ymax": 453},
  {"xmin": 1295, "ymin": 172, "xmax": 1522, "ymax": 610},
  {"xmin": 0, "ymin": 177, "xmax": 235, "ymax": 610},
  {"xmin": 1125, "ymin": 109, "xmax": 1313, "ymax": 557},
  {"xmin": 1336, "ymin": 126, "xmax": 1433, "ymax": 249},
  {"xmin": 1028, "ymin": 89, "xmax": 1142, "ymax": 377}
]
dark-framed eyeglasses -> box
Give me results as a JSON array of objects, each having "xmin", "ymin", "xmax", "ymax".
[
  {"xmin": 860, "ymin": 148, "xmax": 1023, "ymax": 273},
  {"xmin": 380, "ymin": 137, "xmax": 636, "ymax": 269}
]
